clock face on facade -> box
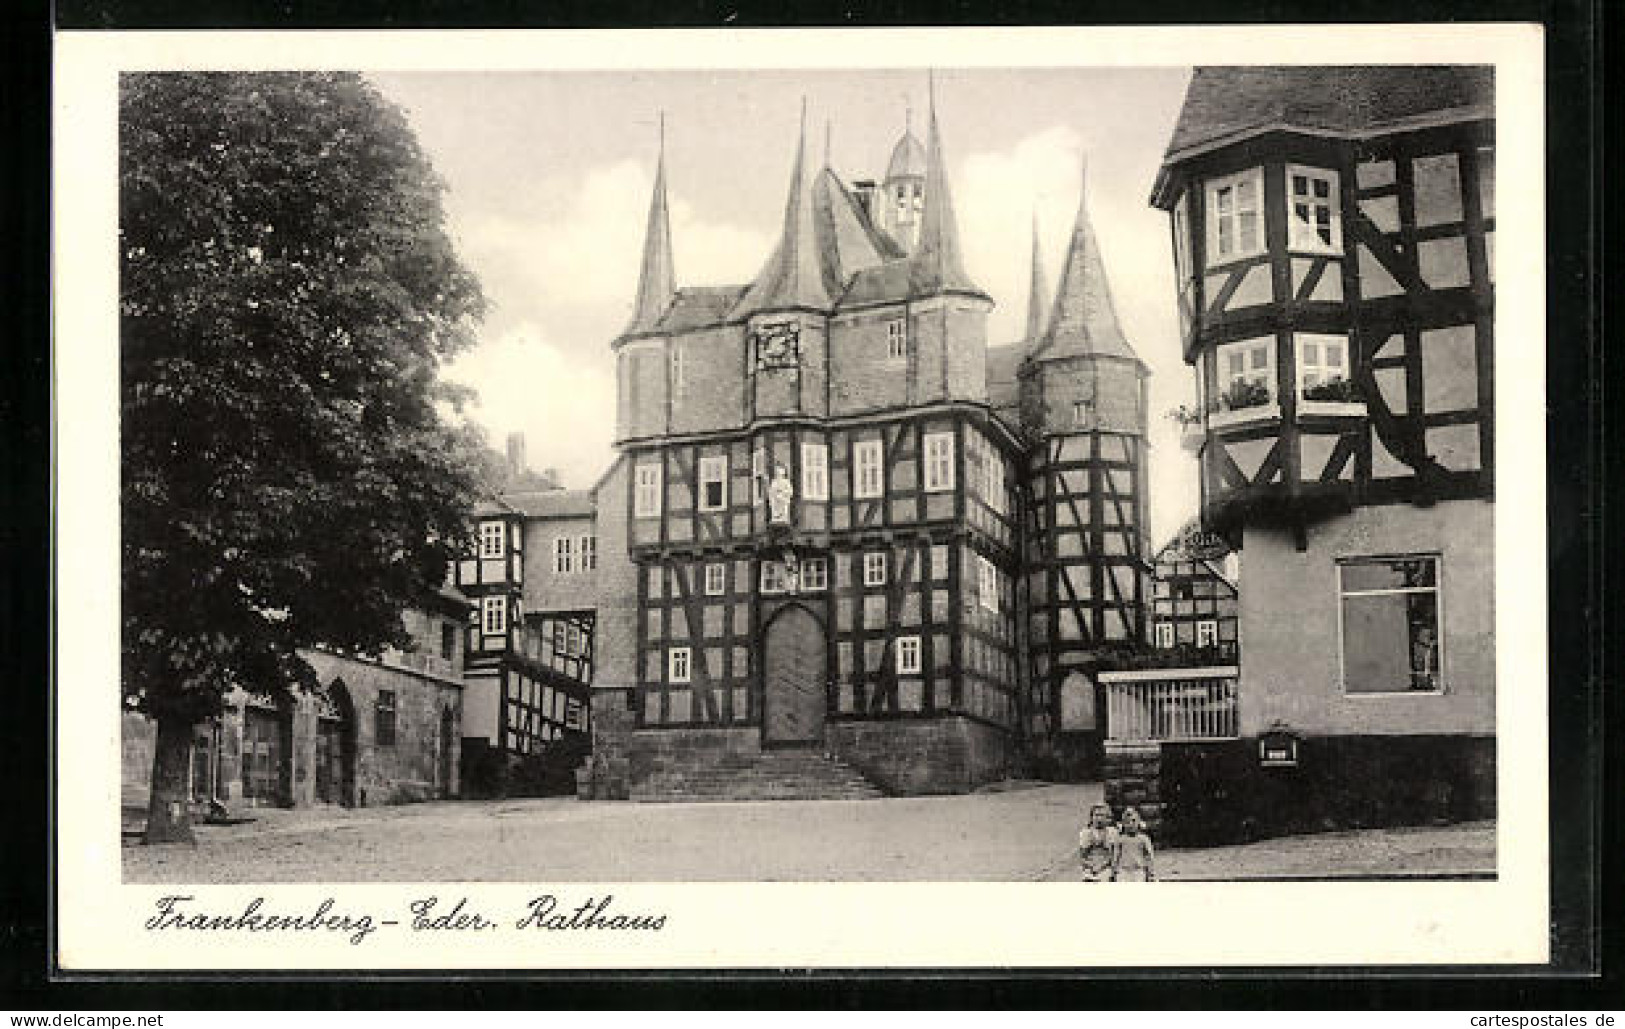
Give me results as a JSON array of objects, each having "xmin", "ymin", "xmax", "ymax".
[{"xmin": 752, "ymin": 319, "xmax": 801, "ymax": 370}]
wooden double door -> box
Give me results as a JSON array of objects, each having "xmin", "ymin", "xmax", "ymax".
[{"xmin": 761, "ymin": 605, "xmax": 828, "ymax": 746}]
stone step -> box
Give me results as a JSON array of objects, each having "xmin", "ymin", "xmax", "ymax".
[{"xmin": 630, "ymin": 748, "xmax": 885, "ymax": 803}]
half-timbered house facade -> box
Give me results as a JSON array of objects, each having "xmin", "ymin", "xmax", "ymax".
[
  {"xmin": 561, "ymin": 95, "xmax": 1152, "ymax": 798},
  {"xmin": 1145, "ymin": 66, "xmax": 1496, "ymax": 834}
]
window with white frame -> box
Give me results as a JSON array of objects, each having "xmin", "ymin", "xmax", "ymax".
[
  {"xmin": 704, "ymin": 562, "xmax": 726, "ymax": 596},
  {"xmin": 580, "ymin": 535, "xmax": 596, "ymax": 571},
  {"xmin": 634, "ymin": 463, "xmax": 662, "ymax": 517},
  {"xmin": 923, "ymin": 432, "xmax": 955, "ymax": 492},
  {"xmin": 863, "ymin": 551, "xmax": 888, "ymax": 587},
  {"xmin": 479, "ymin": 521, "xmax": 505, "ymax": 558},
  {"xmin": 886, "ymin": 318, "xmax": 908, "ymax": 360},
  {"xmin": 1295, "ymin": 334, "xmax": 1352, "ymax": 394},
  {"xmin": 1196, "ymin": 619, "xmax": 1219, "ymax": 648},
  {"xmin": 1287, "ymin": 165, "xmax": 1341, "ymax": 253},
  {"xmin": 1338, "ymin": 555, "xmax": 1442, "ymax": 694},
  {"xmin": 670, "ymin": 343, "xmax": 685, "ymax": 392},
  {"xmin": 976, "ymin": 554, "xmax": 999, "ymax": 613},
  {"xmin": 1205, "ymin": 167, "xmax": 1264, "ymax": 265},
  {"xmin": 1072, "ymin": 399, "xmax": 1095, "ymax": 428},
  {"xmin": 698, "ymin": 455, "xmax": 728, "ymax": 511},
  {"xmin": 895, "ymin": 635, "xmax": 922, "ymax": 674},
  {"xmin": 1217, "ymin": 338, "xmax": 1276, "ymax": 406},
  {"xmin": 1172, "ymin": 192, "xmax": 1194, "ymax": 284},
  {"xmin": 760, "ymin": 561, "xmax": 790, "ymax": 594},
  {"xmin": 984, "ymin": 445, "xmax": 1006, "ymax": 513},
  {"xmin": 1154, "ymin": 622, "xmax": 1175, "ymax": 649},
  {"xmin": 668, "ymin": 647, "xmax": 691, "ymax": 684},
  {"xmin": 854, "ymin": 439, "xmax": 884, "ymax": 499},
  {"xmin": 801, "ymin": 443, "xmax": 829, "ymax": 501},
  {"xmin": 801, "ymin": 557, "xmax": 828, "ymax": 591},
  {"xmin": 553, "ymin": 537, "xmax": 574, "ymax": 573},
  {"xmin": 751, "ymin": 447, "xmax": 766, "ymax": 503},
  {"xmin": 481, "ymin": 595, "xmax": 506, "ymax": 636}
]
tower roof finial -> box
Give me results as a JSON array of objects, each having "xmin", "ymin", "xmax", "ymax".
[{"xmin": 824, "ymin": 117, "xmax": 832, "ymax": 169}]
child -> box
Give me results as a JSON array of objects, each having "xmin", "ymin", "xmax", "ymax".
[
  {"xmin": 1112, "ymin": 806, "xmax": 1156, "ymax": 882},
  {"xmin": 1078, "ymin": 802, "xmax": 1118, "ymax": 882}
]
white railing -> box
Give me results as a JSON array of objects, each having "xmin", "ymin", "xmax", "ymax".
[{"xmin": 1099, "ymin": 666, "xmax": 1240, "ymax": 744}]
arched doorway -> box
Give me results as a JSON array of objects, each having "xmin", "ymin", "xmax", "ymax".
[
  {"xmin": 438, "ymin": 706, "xmax": 456, "ymax": 798},
  {"xmin": 314, "ymin": 679, "xmax": 358, "ymax": 807},
  {"xmin": 761, "ymin": 604, "xmax": 828, "ymax": 746}
]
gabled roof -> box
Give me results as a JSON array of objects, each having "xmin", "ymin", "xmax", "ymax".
[
  {"xmin": 1031, "ymin": 159, "xmax": 1139, "ymax": 365},
  {"xmin": 621, "ymin": 131, "xmax": 675, "ymax": 338},
  {"xmin": 1164, "ymin": 65, "xmax": 1494, "ymax": 163},
  {"xmin": 502, "ymin": 489, "xmax": 595, "ymax": 519},
  {"xmin": 470, "ymin": 496, "xmax": 520, "ymax": 518},
  {"xmin": 813, "ymin": 166, "xmax": 897, "ymax": 285}
]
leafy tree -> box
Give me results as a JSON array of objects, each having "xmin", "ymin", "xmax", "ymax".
[{"xmin": 120, "ymin": 72, "xmax": 488, "ymax": 842}]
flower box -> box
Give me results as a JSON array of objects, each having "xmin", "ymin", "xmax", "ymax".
[
  {"xmin": 1208, "ymin": 402, "xmax": 1281, "ymax": 431},
  {"xmin": 1297, "ymin": 399, "xmax": 1368, "ymax": 419}
]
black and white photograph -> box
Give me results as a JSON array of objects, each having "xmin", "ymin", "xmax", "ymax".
[{"xmin": 52, "ymin": 25, "xmax": 1550, "ymax": 970}]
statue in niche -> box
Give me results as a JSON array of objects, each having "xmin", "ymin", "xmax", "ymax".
[
  {"xmin": 767, "ymin": 462, "xmax": 794, "ymax": 526},
  {"xmin": 780, "ymin": 547, "xmax": 800, "ymax": 594}
]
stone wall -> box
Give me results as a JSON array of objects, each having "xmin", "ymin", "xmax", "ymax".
[
  {"xmin": 123, "ymin": 649, "xmax": 462, "ymax": 811},
  {"xmin": 577, "ymin": 688, "xmax": 635, "ymax": 799},
  {"xmin": 1105, "ymin": 734, "xmax": 1496, "ymax": 848},
  {"xmin": 827, "ymin": 715, "xmax": 1011, "ymax": 795}
]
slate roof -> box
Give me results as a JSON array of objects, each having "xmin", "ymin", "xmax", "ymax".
[
  {"xmin": 1031, "ymin": 161, "xmax": 1140, "ymax": 365},
  {"xmin": 985, "ymin": 343, "xmax": 1025, "ymax": 414},
  {"xmin": 731, "ymin": 114, "xmax": 835, "ymax": 317},
  {"xmin": 1164, "ymin": 65, "xmax": 1494, "ymax": 161},
  {"xmin": 885, "ymin": 129, "xmax": 927, "ymax": 180},
  {"xmin": 622, "ymin": 145, "xmax": 675, "ymax": 338},
  {"xmin": 502, "ymin": 489, "xmax": 595, "ymax": 519},
  {"xmin": 656, "ymin": 286, "xmax": 748, "ymax": 332}
]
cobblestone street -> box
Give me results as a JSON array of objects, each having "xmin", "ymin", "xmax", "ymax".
[{"xmin": 122, "ymin": 785, "xmax": 1495, "ymax": 883}]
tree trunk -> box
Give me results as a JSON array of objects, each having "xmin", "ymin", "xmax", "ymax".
[{"xmin": 143, "ymin": 712, "xmax": 196, "ymax": 845}]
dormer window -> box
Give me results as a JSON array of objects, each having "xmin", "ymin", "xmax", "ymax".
[
  {"xmin": 1206, "ymin": 168, "xmax": 1264, "ymax": 266},
  {"xmin": 1288, "ymin": 166, "xmax": 1342, "ymax": 253}
]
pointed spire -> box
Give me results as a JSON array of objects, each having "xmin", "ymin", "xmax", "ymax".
[
  {"xmin": 622, "ymin": 113, "xmax": 674, "ymax": 338},
  {"xmin": 730, "ymin": 100, "xmax": 835, "ymax": 317},
  {"xmin": 907, "ymin": 76, "xmax": 985, "ymax": 300},
  {"xmin": 1024, "ymin": 210, "xmax": 1050, "ymax": 343},
  {"xmin": 1032, "ymin": 151, "xmax": 1138, "ymax": 362}
]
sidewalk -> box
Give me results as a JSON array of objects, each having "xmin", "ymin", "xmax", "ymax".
[{"xmin": 1037, "ymin": 820, "xmax": 1497, "ymax": 881}]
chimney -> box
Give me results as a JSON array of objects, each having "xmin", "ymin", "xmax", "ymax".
[
  {"xmin": 505, "ymin": 432, "xmax": 527, "ymax": 478},
  {"xmin": 852, "ymin": 179, "xmax": 877, "ymax": 218}
]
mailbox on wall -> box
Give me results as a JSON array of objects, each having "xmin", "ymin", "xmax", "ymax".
[{"xmin": 1259, "ymin": 724, "xmax": 1301, "ymax": 768}]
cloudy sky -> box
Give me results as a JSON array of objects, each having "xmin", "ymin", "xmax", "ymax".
[{"xmin": 371, "ymin": 67, "xmax": 1197, "ymax": 544}]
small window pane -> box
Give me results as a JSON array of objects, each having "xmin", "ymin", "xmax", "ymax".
[{"xmin": 1342, "ymin": 557, "xmax": 1438, "ymax": 592}]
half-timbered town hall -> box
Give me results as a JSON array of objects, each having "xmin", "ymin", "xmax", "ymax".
[{"xmin": 532, "ymin": 96, "xmax": 1156, "ymax": 799}]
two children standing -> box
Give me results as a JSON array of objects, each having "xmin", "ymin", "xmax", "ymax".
[{"xmin": 1078, "ymin": 803, "xmax": 1155, "ymax": 882}]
